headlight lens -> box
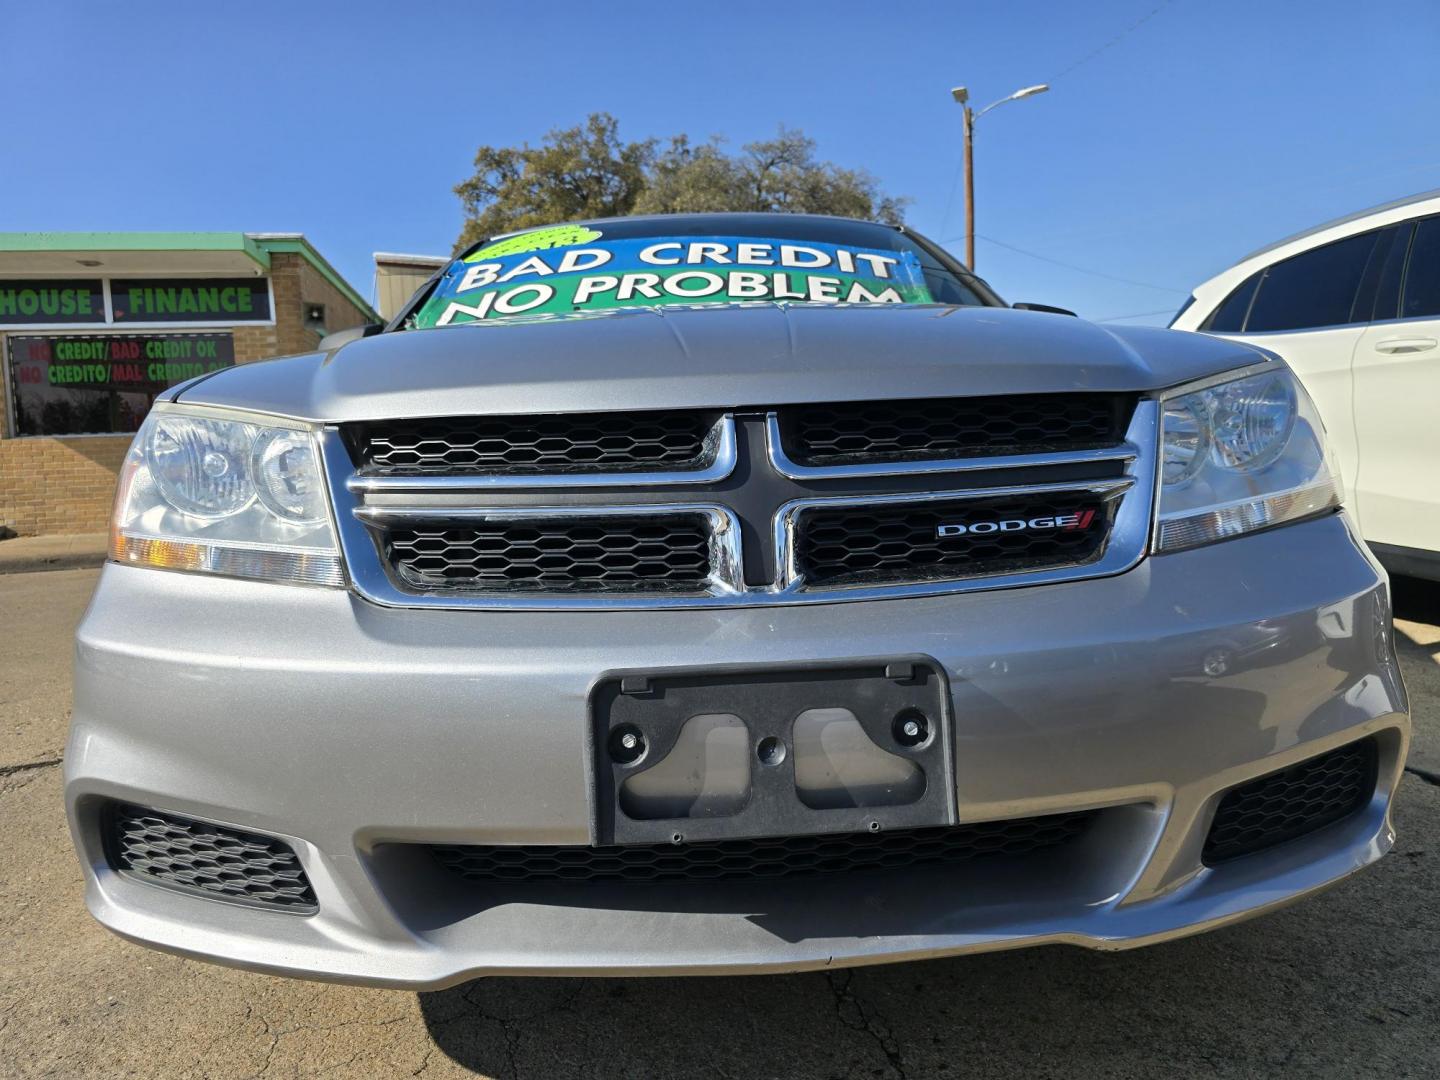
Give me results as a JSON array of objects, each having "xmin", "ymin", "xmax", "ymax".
[
  {"xmin": 1155, "ymin": 366, "xmax": 1341, "ymax": 552},
  {"xmin": 148, "ymin": 414, "xmax": 258, "ymax": 519},
  {"xmin": 110, "ymin": 405, "xmax": 344, "ymax": 586},
  {"xmin": 251, "ymin": 427, "xmax": 329, "ymax": 525}
]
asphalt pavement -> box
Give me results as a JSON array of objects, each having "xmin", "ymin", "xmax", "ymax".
[{"xmin": 2, "ymin": 568, "xmax": 1437, "ymax": 1079}]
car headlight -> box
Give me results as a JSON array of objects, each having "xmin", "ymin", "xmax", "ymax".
[
  {"xmin": 109, "ymin": 404, "xmax": 344, "ymax": 586},
  {"xmin": 1155, "ymin": 365, "xmax": 1341, "ymax": 552}
]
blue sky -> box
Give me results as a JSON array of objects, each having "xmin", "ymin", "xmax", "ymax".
[{"xmin": 3, "ymin": 1, "xmax": 1437, "ymax": 325}]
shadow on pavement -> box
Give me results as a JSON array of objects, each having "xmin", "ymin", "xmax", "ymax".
[
  {"xmin": 416, "ymin": 574, "xmax": 1440, "ymax": 1079},
  {"xmin": 1393, "ymin": 573, "xmax": 1440, "ymax": 629},
  {"xmin": 416, "ymin": 832, "xmax": 1438, "ymax": 1079}
]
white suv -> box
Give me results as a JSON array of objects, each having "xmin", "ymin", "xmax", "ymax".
[{"xmin": 1172, "ymin": 189, "xmax": 1440, "ymax": 580}]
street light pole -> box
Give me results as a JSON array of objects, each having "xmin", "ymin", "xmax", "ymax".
[
  {"xmin": 950, "ymin": 83, "xmax": 1050, "ymax": 271},
  {"xmin": 962, "ymin": 101, "xmax": 975, "ymax": 271}
]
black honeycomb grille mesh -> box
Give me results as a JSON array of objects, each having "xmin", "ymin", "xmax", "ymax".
[
  {"xmin": 388, "ymin": 515, "xmax": 712, "ymax": 592},
  {"xmin": 1203, "ymin": 739, "xmax": 1378, "ymax": 865},
  {"xmin": 105, "ymin": 803, "xmax": 316, "ymax": 912},
  {"xmin": 349, "ymin": 411, "xmax": 717, "ymax": 475},
  {"xmin": 795, "ymin": 491, "xmax": 1113, "ymax": 588},
  {"xmin": 780, "ymin": 394, "xmax": 1132, "ymax": 465},
  {"xmin": 431, "ymin": 813, "xmax": 1095, "ymax": 885}
]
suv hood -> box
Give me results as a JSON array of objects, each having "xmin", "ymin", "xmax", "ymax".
[{"xmin": 176, "ymin": 303, "xmax": 1269, "ymax": 422}]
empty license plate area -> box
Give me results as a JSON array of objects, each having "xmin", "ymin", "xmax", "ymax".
[{"xmin": 591, "ymin": 659, "xmax": 955, "ymax": 845}]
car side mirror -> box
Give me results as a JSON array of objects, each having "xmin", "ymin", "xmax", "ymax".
[
  {"xmin": 318, "ymin": 323, "xmax": 385, "ymax": 351},
  {"xmin": 1013, "ymin": 302, "xmax": 1077, "ymax": 317}
]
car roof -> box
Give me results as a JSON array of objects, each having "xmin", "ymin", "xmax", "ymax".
[
  {"xmin": 1237, "ymin": 187, "xmax": 1440, "ymax": 265},
  {"xmin": 565, "ymin": 210, "xmax": 898, "ymax": 230},
  {"xmin": 1178, "ymin": 187, "xmax": 1440, "ymax": 318},
  {"xmin": 478, "ymin": 212, "xmax": 907, "ymax": 248}
]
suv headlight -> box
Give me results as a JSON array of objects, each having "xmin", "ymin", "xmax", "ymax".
[
  {"xmin": 109, "ymin": 404, "xmax": 344, "ymax": 586},
  {"xmin": 1155, "ymin": 365, "xmax": 1341, "ymax": 552}
]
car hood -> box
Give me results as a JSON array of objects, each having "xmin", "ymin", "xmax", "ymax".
[{"xmin": 176, "ymin": 303, "xmax": 1270, "ymax": 422}]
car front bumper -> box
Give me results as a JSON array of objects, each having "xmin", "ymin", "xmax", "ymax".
[{"xmin": 65, "ymin": 513, "xmax": 1409, "ymax": 988}]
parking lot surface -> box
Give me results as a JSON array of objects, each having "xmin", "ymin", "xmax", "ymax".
[{"xmin": 3, "ymin": 568, "xmax": 1437, "ymax": 1079}]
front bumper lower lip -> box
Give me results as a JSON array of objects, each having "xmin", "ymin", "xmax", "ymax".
[
  {"xmin": 64, "ymin": 513, "xmax": 1410, "ymax": 986},
  {"xmin": 81, "ymin": 796, "xmax": 1394, "ymax": 988}
]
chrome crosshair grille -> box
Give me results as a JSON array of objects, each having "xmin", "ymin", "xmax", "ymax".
[{"xmin": 323, "ymin": 394, "xmax": 1157, "ymax": 609}]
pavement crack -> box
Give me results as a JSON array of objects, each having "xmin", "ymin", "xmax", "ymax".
[
  {"xmin": 825, "ymin": 970, "xmax": 908, "ymax": 1080},
  {"xmin": 241, "ymin": 1014, "xmax": 412, "ymax": 1079},
  {"xmin": 1405, "ymin": 765, "xmax": 1440, "ymax": 788},
  {"xmin": 458, "ymin": 986, "xmax": 522, "ymax": 1079},
  {"xmin": 0, "ymin": 756, "xmax": 62, "ymax": 777},
  {"xmin": 451, "ymin": 982, "xmax": 583, "ymax": 1079}
]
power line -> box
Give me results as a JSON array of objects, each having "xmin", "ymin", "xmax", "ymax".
[
  {"xmin": 946, "ymin": 233, "xmax": 1188, "ymax": 293},
  {"xmin": 936, "ymin": 2, "xmax": 1179, "ymax": 251},
  {"xmin": 1050, "ymin": 0, "xmax": 1180, "ymax": 82},
  {"xmin": 1094, "ymin": 307, "xmax": 1181, "ymax": 323},
  {"xmin": 939, "ymin": 147, "xmax": 964, "ymax": 239}
]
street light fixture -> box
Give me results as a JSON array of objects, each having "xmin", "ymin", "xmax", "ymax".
[{"xmin": 950, "ymin": 83, "xmax": 1049, "ymax": 270}]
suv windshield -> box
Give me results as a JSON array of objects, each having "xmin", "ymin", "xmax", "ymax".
[{"xmin": 410, "ymin": 214, "xmax": 990, "ymax": 328}]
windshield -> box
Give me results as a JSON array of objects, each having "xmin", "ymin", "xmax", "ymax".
[{"xmin": 411, "ymin": 215, "xmax": 988, "ymax": 328}]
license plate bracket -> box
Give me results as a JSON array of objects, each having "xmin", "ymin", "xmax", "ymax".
[{"xmin": 591, "ymin": 657, "xmax": 954, "ymax": 846}]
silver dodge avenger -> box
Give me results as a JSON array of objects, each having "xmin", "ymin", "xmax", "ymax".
[{"xmin": 66, "ymin": 213, "xmax": 1410, "ymax": 987}]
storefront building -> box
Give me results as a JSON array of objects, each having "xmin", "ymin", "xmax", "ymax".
[
  {"xmin": 373, "ymin": 251, "xmax": 447, "ymax": 320},
  {"xmin": 0, "ymin": 233, "xmax": 377, "ymax": 536}
]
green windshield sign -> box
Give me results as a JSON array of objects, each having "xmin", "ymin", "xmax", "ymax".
[{"xmin": 416, "ymin": 232, "xmax": 933, "ymax": 328}]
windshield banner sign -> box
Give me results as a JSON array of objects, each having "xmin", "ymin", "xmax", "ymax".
[{"xmin": 415, "ymin": 232, "xmax": 934, "ymax": 328}]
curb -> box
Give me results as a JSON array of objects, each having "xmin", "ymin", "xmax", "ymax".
[
  {"xmin": 0, "ymin": 550, "xmax": 108, "ymax": 574},
  {"xmin": 0, "ymin": 534, "xmax": 111, "ymax": 575}
]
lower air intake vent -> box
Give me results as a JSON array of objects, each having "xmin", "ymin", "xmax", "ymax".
[
  {"xmin": 104, "ymin": 803, "xmax": 317, "ymax": 912},
  {"xmin": 431, "ymin": 813, "xmax": 1095, "ymax": 885},
  {"xmin": 794, "ymin": 490, "xmax": 1114, "ymax": 588},
  {"xmin": 1203, "ymin": 739, "xmax": 1378, "ymax": 865},
  {"xmin": 386, "ymin": 515, "xmax": 714, "ymax": 593}
]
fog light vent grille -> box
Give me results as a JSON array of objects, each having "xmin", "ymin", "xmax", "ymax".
[
  {"xmin": 104, "ymin": 803, "xmax": 317, "ymax": 912},
  {"xmin": 1203, "ymin": 738, "xmax": 1378, "ymax": 865}
]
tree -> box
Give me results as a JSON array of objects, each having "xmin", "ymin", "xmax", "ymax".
[
  {"xmin": 453, "ymin": 114, "xmax": 656, "ymax": 251},
  {"xmin": 636, "ymin": 128, "xmax": 907, "ymax": 224},
  {"xmin": 454, "ymin": 115, "xmax": 906, "ymax": 251}
]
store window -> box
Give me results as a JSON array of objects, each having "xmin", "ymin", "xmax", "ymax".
[
  {"xmin": 109, "ymin": 278, "xmax": 271, "ymax": 323},
  {"xmin": 0, "ymin": 280, "xmax": 104, "ymax": 324},
  {"xmin": 6, "ymin": 332, "xmax": 235, "ymax": 436}
]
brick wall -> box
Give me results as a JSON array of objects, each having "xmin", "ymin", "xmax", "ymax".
[
  {"xmin": 223, "ymin": 252, "xmax": 373, "ymax": 363},
  {"xmin": 300, "ymin": 257, "xmax": 373, "ymax": 337},
  {"xmin": 0, "ymin": 254, "xmax": 374, "ymax": 536},
  {"xmin": 0, "ymin": 434, "xmax": 130, "ymax": 536}
]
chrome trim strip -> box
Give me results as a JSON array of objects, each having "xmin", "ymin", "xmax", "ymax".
[
  {"xmin": 347, "ymin": 414, "xmax": 737, "ymax": 493},
  {"xmin": 765, "ymin": 411, "xmax": 1137, "ymax": 480},
  {"xmin": 321, "ymin": 398, "xmax": 1161, "ymax": 610}
]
